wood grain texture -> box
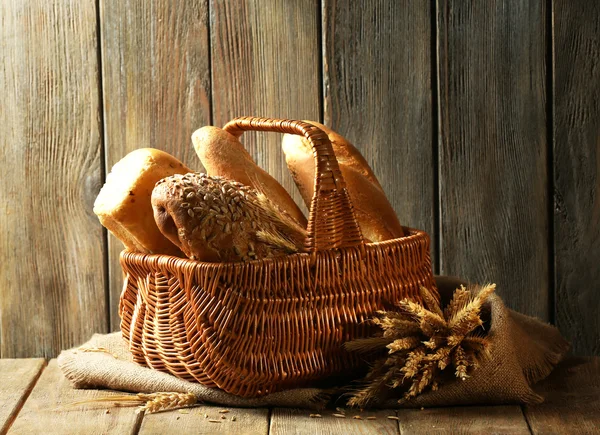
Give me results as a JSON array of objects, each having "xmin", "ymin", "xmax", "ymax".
[
  {"xmin": 323, "ymin": 0, "xmax": 435, "ymax": 261},
  {"xmin": 552, "ymin": 1, "xmax": 600, "ymax": 356},
  {"xmin": 8, "ymin": 359, "xmax": 142, "ymax": 434},
  {"xmin": 210, "ymin": 0, "xmax": 320, "ymax": 216},
  {"xmin": 0, "ymin": 0, "xmax": 107, "ymax": 357},
  {"xmin": 100, "ymin": 0, "xmax": 211, "ymax": 330},
  {"xmin": 437, "ymin": 0, "xmax": 549, "ymax": 319},
  {"xmin": 524, "ymin": 357, "xmax": 600, "ymax": 433},
  {"xmin": 139, "ymin": 406, "xmax": 269, "ymax": 434},
  {"xmin": 0, "ymin": 359, "xmax": 46, "ymax": 433},
  {"xmin": 269, "ymin": 408, "xmax": 398, "ymax": 435},
  {"xmin": 397, "ymin": 406, "xmax": 531, "ymax": 434}
]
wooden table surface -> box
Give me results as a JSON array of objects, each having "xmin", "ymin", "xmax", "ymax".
[{"xmin": 0, "ymin": 357, "xmax": 597, "ymax": 434}]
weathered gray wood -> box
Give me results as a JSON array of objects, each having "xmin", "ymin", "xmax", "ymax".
[
  {"xmin": 323, "ymin": 0, "xmax": 435, "ymax": 262},
  {"xmin": 9, "ymin": 360, "xmax": 141, "ymax": 434},
  {"xmin": 552, "ymin": 0, "xmax": 600, "ymax": 356},
  {"xmin": 0, "ymin": 359, "xmax": 46, "ymax": 433},
  {"xmin": 100, "ymin": 0, "xmax": 211, "ymax": 330},
  {"xmin": 437, "ymin": 0, "xmax": 549, "ymax": 319},
  {"xmin": 524, "ymin": 357, "xmax": 600, "ymax": 433},
  {"xmin": 210, "ymin": 0, "xmax": 320, "ymax": 216},
  {"xmin": 397, "ymin": 406, "xmax": 531, "ymax": 434},
  {"xmin": 0, "ymin": 0, "xmax": 107, "ymax": 357},
  {"xmin": 270, "ymin": 408, "xmax": 399, "ymax": 434},
  {"xmin": 139, "ymin": 406, "xmax": 269, "ymax": 434}
]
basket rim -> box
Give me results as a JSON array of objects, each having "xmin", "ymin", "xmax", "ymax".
[{"xmin": 120, "ymin": 226, "xmax": 431, "ymax": 270}]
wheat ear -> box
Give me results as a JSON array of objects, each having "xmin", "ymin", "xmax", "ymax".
[{"xmin": 67, "ymin": 392, "xmax": 197, "ymax": 414}]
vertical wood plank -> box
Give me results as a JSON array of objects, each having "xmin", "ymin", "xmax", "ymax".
[
  {"xmin": 9, "ymin": 360, "xmax": 142, "ymax": 434},
  {"xmin": 210, "ymin": 0, "xmax": 320, "ymax": 214},
  {"xmin": 0, "ymin": 0, "xmax": 107, "ymax": 357},
  {"xmin": 552, "ymin": 1, "xmax": 600, "ymax": 356},
  {"xmin": 322, "ymin": 0, "xmax": 435, "ymax": 260},
  {"xmin": 100, "ymin": 0, "xmax": 211, "ymax": 330},
  {"xmin": 437, "ymin": 0, "xmax": 549, "ymax": 318},
  {"xmin": 0, "ymin": 359, "xmax": 46, "ymax": 433}
]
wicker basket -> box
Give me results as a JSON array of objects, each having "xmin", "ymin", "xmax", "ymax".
[{"xmin": 119, "ymin": 117, "xmax": 437, "ymax": 397}]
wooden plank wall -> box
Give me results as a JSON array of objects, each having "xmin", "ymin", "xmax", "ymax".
[{"xmin": 0, "ymin": 0, "xmax": 598, "ymax": 358}]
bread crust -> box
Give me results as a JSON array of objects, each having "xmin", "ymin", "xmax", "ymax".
[
  {"xmin": 152, "ymin": 173, "xmax": 305, "ymax": 262},
  {"xmin": 192, "ymin": 126, "xmax": 307, "ymax": 227},
  {"xmin": 281, "ymin": 121, "xmax": 404, "ymax": 242},
  {"xmin": 93, "ymin": 148, "xmax": 190, "ymax": 255}
]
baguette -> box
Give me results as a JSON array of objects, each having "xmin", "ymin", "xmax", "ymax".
[
  {"xmin": 94, "ymin": 148, "xmax": 190, "ymax": 255},
  {"xmin": 192, "ymin": 126, "xmax": 307, "ymax": 227},
  {"xmin": 282, "ymin": 121, "xmax": 404, "ymax": 242}
]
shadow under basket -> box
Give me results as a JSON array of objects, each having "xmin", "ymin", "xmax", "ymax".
[{"xmin": 118, "ymin": 117, "xmax": 437, "ymax": 398}]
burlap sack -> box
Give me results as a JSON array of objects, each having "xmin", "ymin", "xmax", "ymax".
[
  {"xmin": 378, "ymin": 276, "xmax": 570, "ymax": 408},
  {"xmin": 58, "ymin": 276, "xmax": 569, "ymax": 409}
]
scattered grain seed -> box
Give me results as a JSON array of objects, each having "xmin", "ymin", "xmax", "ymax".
[
  {"xmin": 387, "ymin": 416, "xmax": 399, "ymax": 420},
  {"xmin": 332, "ymin": 414, "xmax": 345, "ymax": 418},
  {"xmin": 352, "ymin": 416, "xmax": 363, "ymax": 420},
  {"xmin": 204, "ymin": 414, "xmax": 208, "ymax": 418},
  {"xmin": 178, "ymin": 409, "xmax": 190, "ymax": 414},
  {"xmin": 105, "ymin": 409, "xmax": 110, "ymax": 414},
  {"xmin": 231, "ymin": 416, "xmax": 237, "ymax": 421},
  {"xmin": 309, "ymin": 414, "xmax": 322, "ymax": 418},
  {"xmin": 336, "ymin": 407, "xmax": 346, "ymax": 414},
  {"xmin": 208, "ymin": 420, "xmax": 222, "ymax": 423},
  {"xmin": 221, "ymin": 415, "xmax": 226, "ymax": 420},
  {"xmin": 366, "ymin": 416, "xmax": 377, "ymax": 420}
]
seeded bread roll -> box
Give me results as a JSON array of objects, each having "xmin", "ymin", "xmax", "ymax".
[
  {"xmin": 191, "ymin": 126, "xmax": 307, "ymax": 227},
  {"xmin": 281, "ymin": 121, "xmax": 405, "ymax": 242},
  {"xmin": 152, "ymin": 173, "xmax": 306, "ymax": 262},
  {"xmin": 93, "ymin": 148, "xmax": 190, "ymax": 255}
]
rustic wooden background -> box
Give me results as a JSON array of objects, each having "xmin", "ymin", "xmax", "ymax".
[{"xmin": 1, "ymin": 0, "xmax": 598, "ymax": 358}]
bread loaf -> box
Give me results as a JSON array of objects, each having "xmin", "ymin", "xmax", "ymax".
[
  {"xmin": 281, "ymin": 121, "xmax": 404, "ymax": 242},
  {"xmin": 93, "ymin": 148, "xmax": 190, "ymax": 255},
  {"xmin": 152, "ymin": 173, "xmax": 306, "ymax": 262},
  {"xmin": 192, "ymin": 126, "xmax": 307, "ymax": 227}
]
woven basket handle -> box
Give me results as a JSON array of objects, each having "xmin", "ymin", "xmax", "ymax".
[{"xmin": 223, "ymin": 117, "xmax": 364, "ymax": 252}]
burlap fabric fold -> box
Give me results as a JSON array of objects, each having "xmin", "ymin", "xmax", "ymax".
[{"xmin": 58, "ymin": 276, "xmax": 569, "ymax": 409}]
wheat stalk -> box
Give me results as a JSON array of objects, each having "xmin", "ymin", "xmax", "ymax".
[
  {"xmin": 67, "ymin": 392, "xmax": 197, "ymax": 414},
  {"xmin": 136, "ymin": 392, "xmax": 197, "ymax": 414},
  {"xmin": 345, "ymin": 282, "xmax": 496, "ymax": 407}
]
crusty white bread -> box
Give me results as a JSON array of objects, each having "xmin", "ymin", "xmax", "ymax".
[
  {"xmin": 93, "ymin": 148, "xmax": 190, "ymax": 255},
  {"xmin": 192, "ymin": 126, "xmax": 307, "ymax": 227},
  {"xmin": 281, "ymin": 121, "xmax": 404, "ymax": 242}
]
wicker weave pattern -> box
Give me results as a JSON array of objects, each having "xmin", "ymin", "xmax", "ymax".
[{"xmin": 119, "ymin": 117, "xmax": 437, "ymax": 397}]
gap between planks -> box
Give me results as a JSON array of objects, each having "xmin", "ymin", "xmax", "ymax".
[{"xmin": 0, "ymin": 359, "xmax": 47, "ymax": 435}]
